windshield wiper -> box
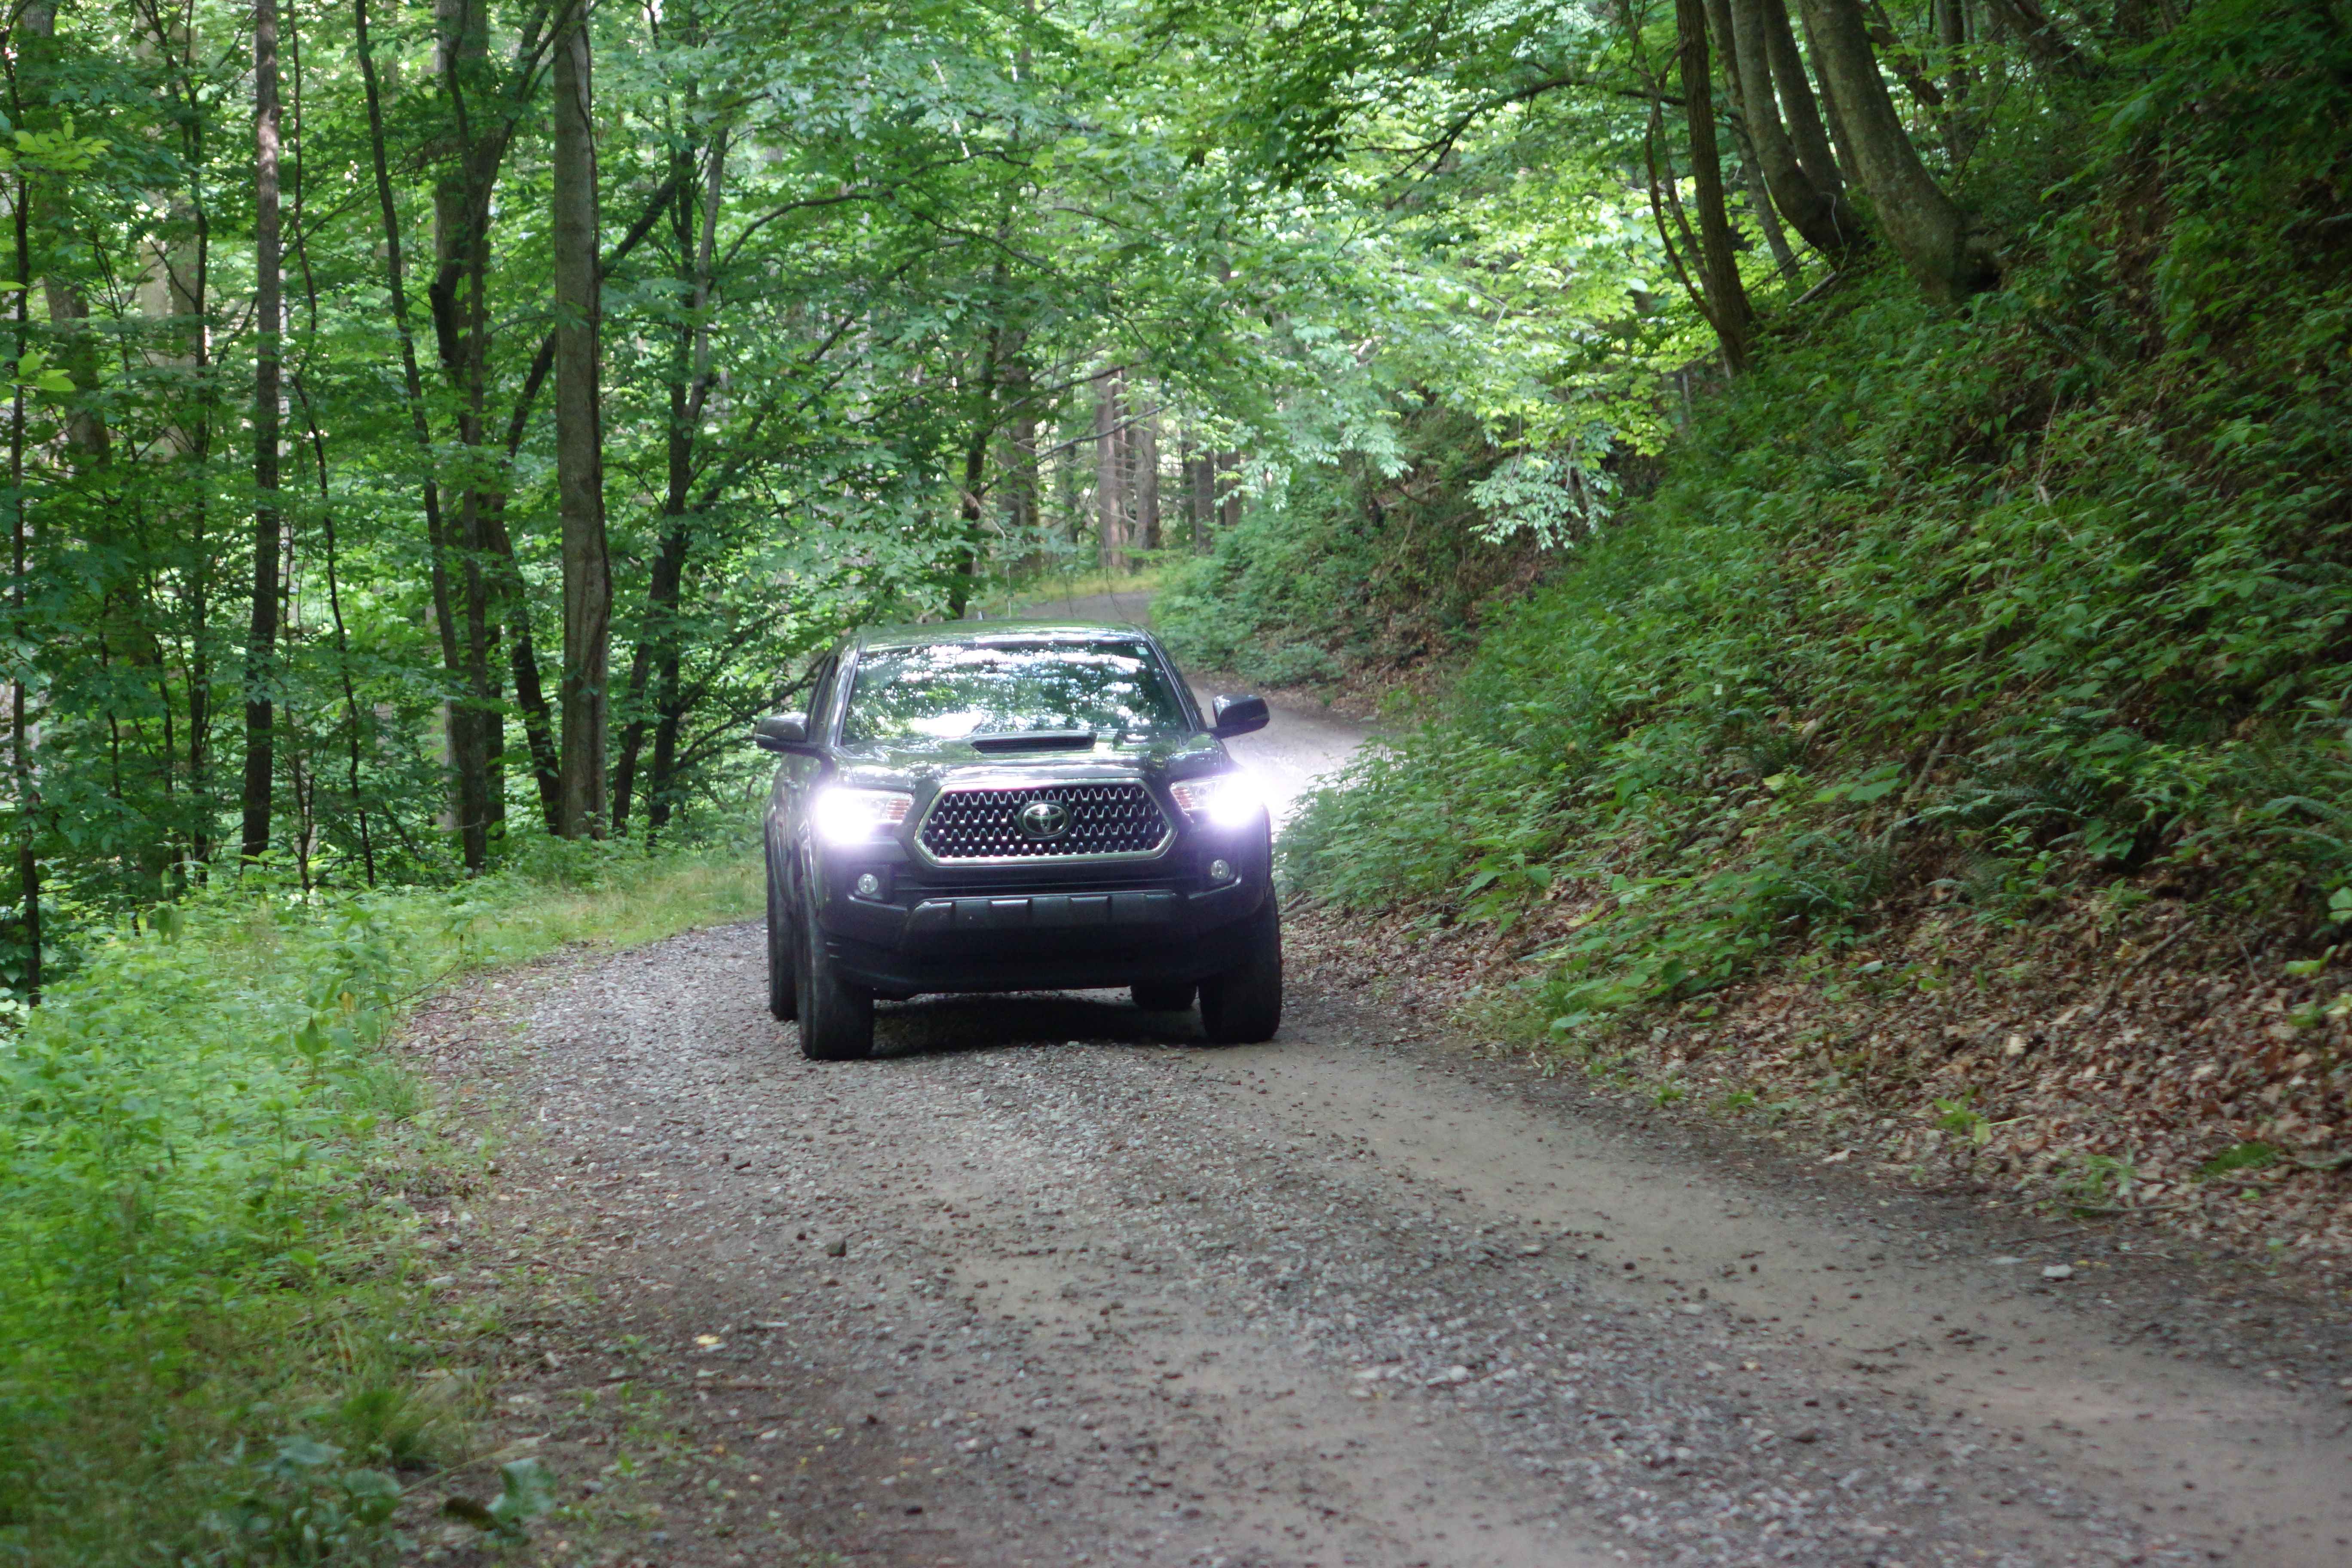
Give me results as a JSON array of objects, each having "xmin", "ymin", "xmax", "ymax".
[{"xmin": 968, "ymin": 729, "xmax": 1097, "ymax": 753}]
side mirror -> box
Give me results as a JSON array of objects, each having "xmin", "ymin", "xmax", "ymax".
[
  {"xmin": 1209, "ymin": 694, "xmax": 1269, "ymax": 739},
  {"xmin": 753, "ymin": 714, "xmax": 813, "ymax": 753}
]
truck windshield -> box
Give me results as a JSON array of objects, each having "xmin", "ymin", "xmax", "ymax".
[{"xmin": 840, "ymin": 640, "xmax": 1190, "ymax": 745}]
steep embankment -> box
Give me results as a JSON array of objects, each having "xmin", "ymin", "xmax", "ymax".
[{"xmin": 1264, "ymin": 8, "xmax": 2352, "ymax": 1277}]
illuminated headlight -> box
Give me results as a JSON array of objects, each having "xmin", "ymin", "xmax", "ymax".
[
  {"xmin": 810, "ymin": 786, "xmax": 913, "ymax": 846},
  {"xmin": 1169, "ymin": 773, "xmax": 1266, "ymax": 830}
]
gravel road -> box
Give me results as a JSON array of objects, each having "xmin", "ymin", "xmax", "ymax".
[{"xmin": 403, "ymin": 652, "xmax": 2352, "ymax": 1568}]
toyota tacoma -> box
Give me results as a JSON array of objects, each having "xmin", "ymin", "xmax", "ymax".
[{"xmin": 753, "ymin": 622, "xmax": 1281, "ymax": 1060}]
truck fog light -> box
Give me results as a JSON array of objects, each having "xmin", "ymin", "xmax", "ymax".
[
  {"xmin": 854, "ymin": 872, "xmax": 882, "ymax": 899},
  {"xmin": 1209, "ymin": 858, "xmax": 1234, "ymax": 884}
]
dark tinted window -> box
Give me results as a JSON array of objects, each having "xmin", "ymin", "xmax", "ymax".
[{"xmin": 841, "ymin": 640, "xmax": 1188, "ymax": 745}]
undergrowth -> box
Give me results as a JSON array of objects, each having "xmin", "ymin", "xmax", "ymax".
[
  {"xmin": 1155, "ymin": 402, "xmax": 1542, "ymax": 694},
  {"xmin": 0, "ymin": 838, "xmax": 758, "ymax": 1565},
  {"xmin": 1282, "ymin": 3, "xmax": 2352, "ymax": 1043}
]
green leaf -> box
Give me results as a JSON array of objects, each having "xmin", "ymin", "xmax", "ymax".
[
  {"xmin": 275, "ymin": 1436, "xmax": 340, "ymax": 1468},
  {"xmin": 487, "ymin": 1457, "xmax": 559, "ymax": 1535}
]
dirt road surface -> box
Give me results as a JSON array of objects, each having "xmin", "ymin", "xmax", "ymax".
[{"xmin": 404, "ymin": 625, "xmax": 2352, "ymax": 1568}]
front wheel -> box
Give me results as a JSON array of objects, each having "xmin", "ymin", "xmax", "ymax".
[
  {"xmin": 1198, "ymin": 901, "xmax": 1282, "ymax": 1045},
  {"xmin": 795, "ymin": 899, "xmax": 875, "ymax": 1061}
]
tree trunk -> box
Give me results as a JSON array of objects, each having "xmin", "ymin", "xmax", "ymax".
[
  {"xmin": 358, "ymin": 0, "xmax": 477, "ymax": 868},
  {"xmin": 1933, "ymin": 0, "xmax": 1980, "ymax": 162},
  {"xmin": 1217, "ymin": 452, "xmax": 1241, "ymax": 531},
  {"xmin": 1763, "ymin": 0, "xmax": 1846, "ymax": 199},
  {"xmin": 135, "ymin": 4, "xmax": 217, "ymax": 869},
  {"xmin": 1732, "ymin": 0, "xmax": 1868, "ymax": 259},
  {"xmin": 427, "ymin": 0, "xmax": 504, "ymax": 869},
  {"xmin": 1134, "ymin": 407, "xmax": 1161, "ymax": 552},
  {"xmin": 1732, "ymin": 119, "xmax": 1801, "ymax": 279},
  {"xmin": 1094, "ymin": 371, "xmax": 1127, "ymax": 573},
  {"xmin": 483, "ymin": 501, "xmax": 560, "ymax": 829},
  {"xmin": 643, "ymin": 522, "xmax": 689, "ymax": 833},
  {"xmin": 240, "ymin": 0, "xmax": 283, "ymax": 865},
  {"xmin": 952, "ymin": 430, "xmax": 988, "ymax": 618},
  {"xmin": 1004, "ymin": 355, "xmax": 1038, "ymax": 552},
  {"xmin": 552, "ymin": 7, "xmax": 610, "ymax": 837},
  {"xmin": 1798, "ymin": 6, "xmax": 1867, "ymax": 194},
  {"xmin": 622, "ymin": 119, "xmax": 726, "ymax": 832},
  {"xmin": 610, "ymin": 642, "xmax": 654, "ymax": 833},
  {"xmin": 1675, "ymin": 0, "xmax": 1752, "ymax": 370},
  {"xmin": 1797, "ymin": 0, "xmax": 2000, "ymax": 300},
  {"xmin": 8, "ymin": 153, "xmax": 33, "ymax": 995},
  {"xmin": 1180, "ymin": 438, "xmax": 1211, "ymax": 550},
  {"xmin": 1703, "ymin": 0, "xmax": 1797, "ymax": 278}
]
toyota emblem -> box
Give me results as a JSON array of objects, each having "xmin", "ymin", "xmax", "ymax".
[{"xmin": 1017, "ymin": 799, "xmax": 1071, "ymax": 841}]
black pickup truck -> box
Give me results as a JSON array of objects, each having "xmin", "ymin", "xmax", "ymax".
[{"xmin": 753, "ymin": 622, "xmax": 1281, "ymax": 1060}]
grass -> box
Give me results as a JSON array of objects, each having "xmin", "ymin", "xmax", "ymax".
[{"xmin": 0, "ymin": 834, "xmax": 759, "ymax": 1566}]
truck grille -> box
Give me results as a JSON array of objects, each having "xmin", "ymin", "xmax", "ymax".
[{"xmin": 917, "ymin": 782, "xmax": 1170, "ymax": 862}]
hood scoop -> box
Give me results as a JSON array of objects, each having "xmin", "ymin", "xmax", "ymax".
[{"xmin": 968, "ymin": 729, "xmax": 1097, "ymax": 754}]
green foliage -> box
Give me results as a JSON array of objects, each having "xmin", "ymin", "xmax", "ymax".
[
  {"xmin": 1282, "ymin": 1, "xmax": 2352, "ymax": 1040},
  {"xmin": 2066, "ymin": 1153, "xmax": 2136, "ymax": 1209},
  {"xmin": 2196, "ymin": 1142, "xmax": 2279, "ymax": 1181},
  {"xmin": 1157, "ymin": 402, "xmax": 1540, "ymax": 688},
  {"xmin": 0, "ymin": 844, "xmax": 754, "ymax": 1563}
]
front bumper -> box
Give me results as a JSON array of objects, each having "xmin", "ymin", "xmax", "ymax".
[{"xmin": 809, "ymin": 830, "xmax": 1272, "ymax": 995}]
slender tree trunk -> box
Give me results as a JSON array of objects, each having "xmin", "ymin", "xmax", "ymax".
[
  {"xmin": 1216, "ymin": 451, "xmax": 1241, "ymax": 531},
  {"xmin": 621, "ymin": 116, "xmax": 726, "ymax": 830},
  {"xmin": 634, "ymin": 525, "xmax": 687, "ymax": 831},
  {"xmin": 9, "ymin": 158, "xmax": 34, "ymax": 999},
  {"xmin": 1934, "ymin": 0, "xmax": 1980, "ymax": 162},
  {"xmin": 142, "ymin": 24, "xmax": 219, "ymax": 871},
  {"xmin": 1731, "ymin": 120, "xmax": 1801, "ymax": 279},
  {"xmin": 1732, "ymin": 0, "xmax": 1868, "ymax": 259},
  {"xmin": 610, "ymin": 642, "xmax": 654, "ymax": 833},
  {"xmin": 1763, "ymin": 0, "xmax": 1846, "ymax": 198},
  {"xmin": 1703, "ymin": 0, "xmax": 1797, "ymax": 277},
  {"xmin": 481, "ymin": 501, "xmax": 560, "ymax": 829},
  {"xmin": 426, "ymin": 0, "xmax": 505, "ymax": 869},
  {"xmin": 278, "ymin": 0, "xmax": 375, "ymax": 884},
  {"xmin": 1797, "ymin": 0, "xmax": 2001, "ymax": 300},
  {"xmin": 359, "ymin": 0, "xmax": 478, "ymax": 868},
  {"xmin": 1798, "ymin": 5, "xmax": 1868, "ymax": 190},
  {"xmin": 552, "ymin": 7, "xmax": 609, "ymax": 837},
  {"xmin": 1675, "ymin": 0, "xmax": 1752, "ymax": 370},
  {"xmin": 1180, "ymin": 437, "xmax": 1212, "ymax": 550},
  {"xmin": 1134, "ymin": 408, "xmax": 1161, "ymax": 552},
  {"xmin": 1094, "ymin": 371, "xmax": 1126, "ymax": 573},
  {"xmin": 241, "ymin": 0, "xmax": 283, "ymax": 864},
  {"xmin": 952, "ymin": 429, "xmax": 990, "ymax": 618}
]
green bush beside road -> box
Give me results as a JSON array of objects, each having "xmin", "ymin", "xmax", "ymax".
[{"xmin": 0, "ymin": 844, "xmax": 757, "ymax": 1565}]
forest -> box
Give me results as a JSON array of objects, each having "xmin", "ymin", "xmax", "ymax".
[{"xmin": 4, "ymin": 0, "xmax": 2350, "ymax": 1560}]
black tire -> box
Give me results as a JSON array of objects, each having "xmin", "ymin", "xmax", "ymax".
[
  {"xmin": 1198, "ymin": 901, "xmax": 1282, "ymax": 1045},
  {"xmin": 764, "ymin": 845, "xmax": 796, "ymax": 1022},
  {"xmin": 795, "ymin": 895, "xmax": 875, "ymax": 1061},
  {"xmin": 1131, "ymin": 980, "xmax": 1196, "ymax": 1013}
]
